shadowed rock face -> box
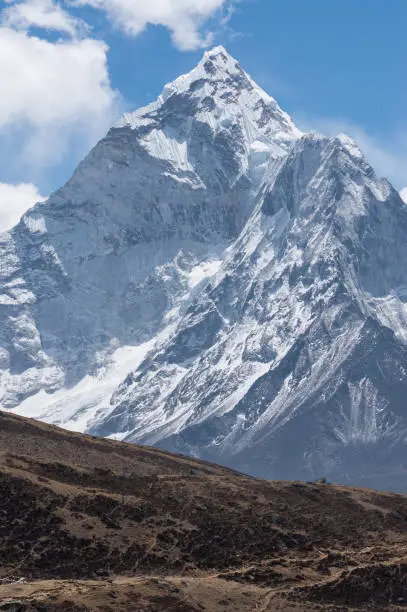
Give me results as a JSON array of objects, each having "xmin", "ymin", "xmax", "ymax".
[
  {"xmin": 2, "ymin": 410, "xmax": 407, "ymax": 611},
  {"xmin": 2, "ymin": 48, "xmax": 407, "ymax": 490}
]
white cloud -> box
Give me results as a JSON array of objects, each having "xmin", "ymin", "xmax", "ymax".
[
  {"xmin": 73, "ymin": 0, "xmax": 234, "ymax": 50},
  {"xmin": 296, "ymin": 114, "xmax": 407, "ymax": 190},
  {"xmin": 0, "ymin": 27, "xmax": 115, "ymax": 127},
  {"xmin": 0, "ymin": 21, "xmax": 120, "ymax": 176},
  {"xmin": 0, "ymin": 182, "xmax": 45, "ymax": 232},
  {"xmin": 400, "ymin": 188, "xmax": 407, "ymax": 203},
  {"xmin": 2, "ymin": 0, "xmax": 86, "ymax": 37}
]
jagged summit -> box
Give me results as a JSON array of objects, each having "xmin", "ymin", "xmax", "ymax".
[
  {"xmin": 202, "ymin": 44, "xmax": 235, "ymax": 61},
  {"xmin": 156, "ymin": 44, "xmax": 275, "ymax": 106},
  {"xmin": 160, "ymin": 45, "xmax": 245, "ymax": 100},
  {"xmin": 117, "ymin": 45, "xmax": 263, "ymax": 123},
  {"xmin": 116, "ymin": 46, "xmax": 301, "ymax": 155}
]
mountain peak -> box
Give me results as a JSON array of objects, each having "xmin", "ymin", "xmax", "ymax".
[
  {"xmin": 116, "ymin": 45, "xmax": 301, "ymax": 153},
  {"xmin": 157, "ymin": 44, "xmax": 243, "ymax": 104},
  {"xmin": 201, "ymin": 44, "xmax": 239, "ymax": 74},
  {"xmin": 204, "ymin": 44, "xmax": 230, "ymax": 57}
]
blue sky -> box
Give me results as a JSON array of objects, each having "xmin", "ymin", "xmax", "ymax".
[
  {"xmin": 0, "ymin": 0, "xmax": 406, "ymax": 230},
  {"xmin": 109, "ymin": 0, "xmax": 406, "ymax": 134}
]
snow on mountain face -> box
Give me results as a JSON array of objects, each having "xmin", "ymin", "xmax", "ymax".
[
  {"xmin": 0, "ymin": 46, "xmax": 298, "ymax": 416},
  {"xmin": 90, "ymin": 132, "xmax": 407, "ymax": 489},
  {"xmin": 2, "ymin": 47, "xmax": 407, "ymax": 489}
]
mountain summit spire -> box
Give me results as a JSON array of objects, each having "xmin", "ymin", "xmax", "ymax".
[{"xmin": 116, "ymin": 45, "xmax": 301, "ymax": 161}]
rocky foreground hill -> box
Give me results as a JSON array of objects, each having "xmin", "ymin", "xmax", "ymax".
[{"xmin": 1, "ymin": 410, "xmax": 407, "ymax": 610}]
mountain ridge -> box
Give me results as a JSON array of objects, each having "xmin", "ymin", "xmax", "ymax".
[
  {"xmin": 1, "ymin": 47, "xmax": 407, "ymax": 489},
  {"xmin": 91, "ymin": 130, "xmax": 407, "ymax": 489}
]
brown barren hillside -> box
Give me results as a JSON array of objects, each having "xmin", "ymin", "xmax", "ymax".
[{"xmin": 1, "ymin": 410, "xmax": 407, "ymax": 611}]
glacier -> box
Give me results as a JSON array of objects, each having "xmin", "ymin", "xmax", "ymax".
[{"xmin": 2, "ymin": 46, "xmax": 407, "ymax": 490}]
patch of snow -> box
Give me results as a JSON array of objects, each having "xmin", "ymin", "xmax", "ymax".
[
  {"xmin": 337, "ymin": 133, "xmax": 363, "ymax": 159},
  {"xmin": 188, "ymin": 259, "xmax": 222, "ymax": 288},
  {"xmin": 13, "ymin": 340, "xmax": 155, "ymax": 432},
  {"xmin": 142, "ymin": 126, "xmax": 193, "ymax": 172}
]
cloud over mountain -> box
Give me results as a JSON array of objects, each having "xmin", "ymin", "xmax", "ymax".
[{"xmin": 0, "ymin": 182, "xmax": 44, "ymax": 231}]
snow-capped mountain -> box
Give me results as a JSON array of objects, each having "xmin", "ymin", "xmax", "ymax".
[
  {"xmin": 0, "ymin": 47, "xmax": 298, "ymax": 408},
  {"xmin": 2, "ymin": 47, "xmax": 407, "ymax": 489}
]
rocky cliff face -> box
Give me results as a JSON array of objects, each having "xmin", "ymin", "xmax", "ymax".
[{"xmin": 2, "ymin": 47, "xmax": 407, "ymax": 489}]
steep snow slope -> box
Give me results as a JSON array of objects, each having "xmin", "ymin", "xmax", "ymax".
[
  {"xmin": 93, "ymin": 133, "xmax": 407, "ymax": 488},
  {"xmin": 0, "ymin": 47, "xmax": 298, "ymax": 413},
  {"xmin": 3, "ymin": 48, "xmax": 407, "ymax": 488}
]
